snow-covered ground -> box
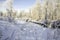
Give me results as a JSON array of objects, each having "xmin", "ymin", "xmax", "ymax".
[{"xmin": 0, "ymin": 20, "xmax": 60, "ymax": 40}]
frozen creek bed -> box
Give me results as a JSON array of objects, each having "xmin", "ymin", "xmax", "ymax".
[{"xmin": 0, "ymin": 20, "xmax": 60, "ymax": 40}]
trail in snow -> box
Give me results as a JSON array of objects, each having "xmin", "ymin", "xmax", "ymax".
[{"xmin": 0, "ymin": 20, "xmax": 60, "ymax": 40}]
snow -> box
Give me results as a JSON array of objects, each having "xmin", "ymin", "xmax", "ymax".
[
  {"xmin": 0, "ymin": 20, "xmax": 60, "ymax": 40},
  {"xmin": 15, "ymin": 20, "xmax": 26, "ymax": 24}
]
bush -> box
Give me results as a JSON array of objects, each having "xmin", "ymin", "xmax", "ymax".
[{"xmin": 51, "ymin": 20, "xmax": 60, "ymax": 28}]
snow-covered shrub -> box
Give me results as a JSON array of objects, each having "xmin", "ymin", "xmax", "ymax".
[
  {"xmin": 51, "ymin": 20, "xmax": 60, "ymax": 28},
  {"xmin": 29, "ymin": 20, "xmax": 49, "ymax": 28}
]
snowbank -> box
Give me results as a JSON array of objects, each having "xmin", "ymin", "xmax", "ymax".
[{"xmin": 0, "ymin": 20, "xmax": 60, "ymax": 40}]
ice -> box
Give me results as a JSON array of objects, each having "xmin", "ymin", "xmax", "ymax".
[{"xmin": 0, "ymin": 20, "xmax": 60, "ymax": 40}]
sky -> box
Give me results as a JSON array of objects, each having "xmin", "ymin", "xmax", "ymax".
[
  {"xmin": 13, "ymin": 0, "xmax": 35, "ymax": 11},
  {"xmin": 0, "ymin": 0, "xmax": 43, "ymax": 11}
]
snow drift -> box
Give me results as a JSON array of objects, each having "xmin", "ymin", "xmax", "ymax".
[{"xmin": 0, "ymin": 20, "xmax": 60, "ymax": 40}]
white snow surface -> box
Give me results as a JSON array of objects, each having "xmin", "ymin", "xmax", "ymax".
[
  {"xmin": 0, "ymin": 20, "xmax": 60, "ymax": 40},
  {"xmin": 15, "ymin": 20, "xmax": 26, "ymax": 24}
]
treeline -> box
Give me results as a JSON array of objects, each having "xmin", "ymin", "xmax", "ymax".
[{"xmin": 0, "ymin": 0, "xmax": 60, "ymax": 22}]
